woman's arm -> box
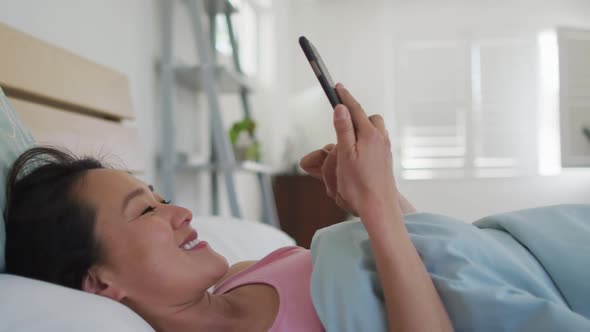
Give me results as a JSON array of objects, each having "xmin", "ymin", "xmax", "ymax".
[
  {"xmin": 218, "ymin": 261, "xmax": 257, "ymax": 284},
  {"xmin": 398, "ymin": 193, "xmax": 417, "ymax": 214},
  {"xmin": 361, "ymin": 199, "xmax": 451, "ymax": 332},
  {"xmin": 329, "ymin": 84, "xmax": 452, "ymax": 332}
]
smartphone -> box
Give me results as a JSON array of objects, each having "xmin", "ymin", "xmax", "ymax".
[{"xmin": 299, "ymin": 36, "xmax": 342, "ymax": 108}]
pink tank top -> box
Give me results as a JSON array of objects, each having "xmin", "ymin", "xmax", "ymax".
[{"xmin": 213, "ymin": 246, "xmax": 324, "ymax": 332}]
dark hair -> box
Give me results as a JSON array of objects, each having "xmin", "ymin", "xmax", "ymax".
[{"xmin": 4, "ymin": 146, "xmax": 106, "ymax": 290}]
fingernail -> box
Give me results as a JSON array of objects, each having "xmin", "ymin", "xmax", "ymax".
[
  {"xmin": 335, "ymin": 83, "xmax": 344, "ymax": 89},
  {"xmin": 334, "ymin": 106, "xmax": 349, "ymax": 119}
]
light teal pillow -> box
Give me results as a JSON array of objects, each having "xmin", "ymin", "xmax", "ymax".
[{"xmin": 0, "ymin": 87, "xmax": 36, "ymax": 272}]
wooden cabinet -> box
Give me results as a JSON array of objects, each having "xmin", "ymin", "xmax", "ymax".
[{"xmin": 273, "ymin": 174, "xmax": 349, "ymax": 248}]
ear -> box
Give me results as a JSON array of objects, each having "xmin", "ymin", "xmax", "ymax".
[{"xmin": 82, "ymin": 267, "xmax": 127, "ymax": 302}]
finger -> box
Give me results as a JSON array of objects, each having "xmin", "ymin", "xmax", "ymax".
[
  {"xmin": 322, "ymin": 143, "xmax": 336, "ymax": 154},
  {"xmin": 300, "ymin": 149, "xmax": 326, "ymax": 169},
  {"xmin": 368, "ymin": 114, "xmax": 387, "ymax": 137},
  {"xmin": 333, "ymin": 104, "xmax": 356, "ymax": 152},
  {"xmin": 300, "ymin": 149, "xmax": 329, "ymax": 179},
  {"xmin": 322, "ymin": 147, "xmax": 338, "ymax": 198},
  {"xmin": 300, "ymin": 144, "xmax": 335, "ymax": 169},
  {"xmin": 335, "ymin": 84, "xmax": 372, "ymax": 134}
]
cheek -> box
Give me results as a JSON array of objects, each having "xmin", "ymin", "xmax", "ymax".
[
  {"xmin": 103, "ymin": 221, "xmax": 229, "ymax": 299},
  {"xmin": 100, "ymin": 219, "xmax": 173, "ymax": 274},
  {"xmin": 122, "ymin": 220, "xmax": 174, "ymax": 268},
  {"xmin": 137, "ymin": 220, "xmax": 172, "ymax": 250}
]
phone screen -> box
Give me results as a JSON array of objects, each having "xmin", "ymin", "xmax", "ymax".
[{"xmin": 299, "ymin": 36, "xmax": 342, "ymax": 108}]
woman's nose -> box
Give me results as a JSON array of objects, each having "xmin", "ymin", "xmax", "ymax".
[{"xmin": 169, "ymin": 205, "xmax": 193, "ymax": 230}]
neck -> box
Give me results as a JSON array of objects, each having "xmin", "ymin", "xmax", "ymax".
[{"xmin": 137, "ymin": 291, "xmax": 250, "ymax": 332}]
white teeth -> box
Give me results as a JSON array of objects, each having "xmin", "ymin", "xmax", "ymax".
[{"xmin": 182, "ymin": 238, "xmax": 201, "ymax": 250}]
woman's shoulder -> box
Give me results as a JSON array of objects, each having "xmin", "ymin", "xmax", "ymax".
[
  {"xmin": 218, "ymin": 260, "xmax": 257, "ymax": 284},
  {"xmin": 216, "ymin": 246, "xmax": 304, "ymax": 287}
]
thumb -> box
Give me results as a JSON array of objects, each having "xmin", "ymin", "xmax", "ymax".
[
  {"xmin": 299, "ymin": 149, "xmax": 328, "ymax": 179},
  {"xmin": 333, "ymin": 105, "xmax": 355, "ymax": 152}
]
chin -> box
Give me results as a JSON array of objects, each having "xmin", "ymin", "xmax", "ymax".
[
  {"xmin": 204, "ymin": 248, "xmax": 230, "ymax": 277},
  {"xmin": 215, "ymin": 252, "xmax": 230, "ymax": 275},
  {"xmin": 208, "ymin": 246, "xmax": 229, "ymax": 265}
]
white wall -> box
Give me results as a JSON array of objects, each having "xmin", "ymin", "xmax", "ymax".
[{"xmin": 280, "ymin": 0, "xmax": 590, "ymax": 221}]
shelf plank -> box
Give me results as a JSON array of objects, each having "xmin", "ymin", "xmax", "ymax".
[
  {"xmin": 176, "ymin": 157, "xmax": 275, "ymax": 174},
  {"xmin": 204, "ymin": 0, "xmax": 237, "ymax": 15},
  {"xmin": 237, "ymin": 160, "xmax": 274, "ymax": 174},
  {"xmin": 175, "ymin": 65, "xmax": 252, "ymax": 93}
]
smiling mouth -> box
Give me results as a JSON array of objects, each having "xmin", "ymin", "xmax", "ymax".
[
  {"xmin": 182, "ymin": 238, "xmax": 202, "ymax": 250},
  {"xmin": 179, "ymin": 230, "xmax": 208, "ymax": 251},
  {"xmin": 179, "ymin": 230, "xmax": 198, "ymax": 249}
]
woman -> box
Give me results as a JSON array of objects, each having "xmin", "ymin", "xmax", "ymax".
[{"xmin": 4, "ymin": 84, "xmax": 453, "ymax": 332}]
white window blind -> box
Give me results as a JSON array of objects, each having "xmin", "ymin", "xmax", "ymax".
[
  {"xmin": 395, "ymin": 37, "xmax": 540, "ymax": 179},
  {"xmin": 558, "ymin": 27, "xmax": 590, "ymax": 167}
]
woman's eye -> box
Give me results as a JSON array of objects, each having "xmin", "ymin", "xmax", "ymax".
[
  {"xmin": 141, "ymin": 206, "xmax": 156, "ymax": 216},
  {"xmin": 138, "ymin": 200, "xmax": 169, "ymax": 218}
]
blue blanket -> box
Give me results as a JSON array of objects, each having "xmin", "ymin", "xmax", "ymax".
[{"xmin": 310, "ymin": 205, "xmax": 590, "ymax": 331}]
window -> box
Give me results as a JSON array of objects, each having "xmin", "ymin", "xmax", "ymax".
[
  {"xmin": 557, "ymin": 27, "xmax": 590, "ymax": 167},
  {"xmin": 396, "ymin": 41, "xmax": 469, "ymax": 179},
  {"xmin": 214, "ymin": 0, "xmax": 270, "ymax": 77},
  {"xmin": 395, "ymin": 35, "xmax": 550, "ymax": 179}
]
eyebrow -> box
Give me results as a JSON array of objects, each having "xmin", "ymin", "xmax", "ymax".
[{"xmin": 121, "ymin": 185, "xmax": 155, "ymax": 213}]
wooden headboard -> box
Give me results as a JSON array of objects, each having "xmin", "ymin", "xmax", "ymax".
[{"xmin": 0, "ymin": 22, "xmax": 144, "ymax": 172}]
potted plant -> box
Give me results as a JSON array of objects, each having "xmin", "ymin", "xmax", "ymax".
[{"xmin": 229, "ymin": 118, "xmax": 261, "ymax": 162}]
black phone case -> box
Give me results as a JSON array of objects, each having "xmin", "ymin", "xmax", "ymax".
[{"xmin": 299, "ymin": 36, "xmax": 342, "ymax": 108}]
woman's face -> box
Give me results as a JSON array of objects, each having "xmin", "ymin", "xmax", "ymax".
[{"xmin": 77, "ymin": 169, "xmax": 228, "ymax": 309}]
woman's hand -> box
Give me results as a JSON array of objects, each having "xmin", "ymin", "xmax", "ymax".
[
  {"xmin": 301, "ymin": 144, "xmax": 418, "ymax": 215},
  {"xmin": 331, "ymin": 84, "xmax": 397, "ymax": 219},
  {"xmin": 300, "ymin": 143, "xmax": 359, "ymax": 215},
  {"xmin": 303, "ymin": 85, "xmax": 453, "ymax": 332},
  {"xmin": 300, "ymin": 124, "xmax": 394, "ymax": 216},
  {"xmin": 300, "ymin": 84, "xmax": 398, "ymax": 220}
]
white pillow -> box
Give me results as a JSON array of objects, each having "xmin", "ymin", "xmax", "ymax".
[
  {"xmin": 191, "ymin": 215, "xmax": 296, "ymax": 265},
  {"xmin": 0, "ymin": 274, "xmax": 154, "ymax": 332},
  {"xmin": 0, "ymin": 215, "xmax": 295, "ymax": 331}
]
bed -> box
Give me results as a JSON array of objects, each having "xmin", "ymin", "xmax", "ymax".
[{"xmin": 0, "ymin": 22, "xmax": 294, "ymax": 332}]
